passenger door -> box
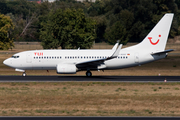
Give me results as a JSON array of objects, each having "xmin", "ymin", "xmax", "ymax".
[{"xmin": 26, "ymin": 53, "xmax": 32, "ymax": 63}]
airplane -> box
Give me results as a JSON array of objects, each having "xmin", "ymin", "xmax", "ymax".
[{"xmin": 3, "ymin": 13, "xmax": 174, "ymax": 77}]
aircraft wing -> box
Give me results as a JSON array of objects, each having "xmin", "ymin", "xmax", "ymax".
[
  {"xmin": 151, "ymin": 49, "xmax": 174, "ymax": 55},
  {"xmin": 76, "ymin": 44, "xmax": 122, "ymax": 68}
]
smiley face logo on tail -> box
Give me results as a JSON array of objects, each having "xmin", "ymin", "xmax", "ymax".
[{"xmin": 148, "ymin": 35, "xmax": 161, "ymax": 45}]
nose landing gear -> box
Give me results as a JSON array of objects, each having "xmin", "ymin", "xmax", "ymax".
[
  {"xmin": 22, "ymin": 72, "xmax": 26, "ymax": 77},
  {"xmin": 86, "ymin": 71, "xmax": 92, "ymax": 77}
]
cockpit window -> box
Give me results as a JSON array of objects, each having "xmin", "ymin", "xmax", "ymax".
[{"xmin": 11, "ymin": 56, "xmax": 19, "ymax": 58}]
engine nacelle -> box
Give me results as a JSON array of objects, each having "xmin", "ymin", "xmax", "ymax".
[{"xmin": 56, "ymin": 64, "xmax": 77, "ymax": 74}]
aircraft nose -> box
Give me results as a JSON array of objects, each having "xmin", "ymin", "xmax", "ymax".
[{"xmin": 3, "ymin": 59, "xmax": 9, "ymax": 66}]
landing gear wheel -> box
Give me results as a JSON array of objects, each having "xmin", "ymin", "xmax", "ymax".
[
  {"xmin": 86, "ymin": 71, "xmax": 92, "ymax": 77},
  {"xmin": 22, "ymin": 72, "xmax": 26, "ymax": 77}
]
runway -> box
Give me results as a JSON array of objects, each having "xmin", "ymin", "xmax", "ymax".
[{"xmin": 0, "ymin": 76, "xmax": 179, "ymax": 82}]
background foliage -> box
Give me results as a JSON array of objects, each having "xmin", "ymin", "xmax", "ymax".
[
  {"xmin": 0, "ymin": 14, "xmax": 14, "ymax": 50},
  {"xmin": 40, "ymin": 8, "xmax": 96, "ymax": 49},
  {"xmin": 1, "ymin": 0, "xmax": 180, "ymax": 49}
]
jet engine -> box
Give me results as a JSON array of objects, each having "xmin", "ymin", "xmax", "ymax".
[{"xmin": 56, "ymin": 64, "xmax": 77, "ymax": 74}]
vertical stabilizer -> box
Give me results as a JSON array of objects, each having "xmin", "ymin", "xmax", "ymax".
[{"xmin": 137, "ymin": 13, "xmax": 174, "ymax": 52}]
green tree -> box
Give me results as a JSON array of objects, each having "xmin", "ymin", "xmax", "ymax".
[
  {"xmin": 40, "ymin": 8, "xmax": 96, "ymax": 49},
  {"xmin": 105, "ymin": 21, "xmax": 129, "ymax": 45},
  {"xmin": 0, "ymin": 14, "xmax": 14, "ymax": 50},
  {"xmin": 6, "ymin": 0, "xmax": 37, "ymax": 19}
]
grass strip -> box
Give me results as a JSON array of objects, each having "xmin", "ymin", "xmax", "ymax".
[{"xmin": 0, "ymin": 82, "xmax": 179, "ymax": 116}]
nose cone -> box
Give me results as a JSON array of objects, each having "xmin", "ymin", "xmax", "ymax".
[{"xmin": 3, "ymin": 59, "xmax": 9, "ymax": 66}]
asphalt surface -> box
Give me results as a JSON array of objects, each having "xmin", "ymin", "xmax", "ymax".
[{"xmin": 0, "ymin": 76, "xmax": 179, "ymax": 82}]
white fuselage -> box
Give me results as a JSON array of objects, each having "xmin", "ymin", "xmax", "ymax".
[{"xmin": 3, "ymin": 46, "xmax": 166, "ymax": 71}]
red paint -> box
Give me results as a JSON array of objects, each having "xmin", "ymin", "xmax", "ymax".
[
  {"xmin": 148, "ymin": 35, "xmax": 161, "ymax": 45},
  {"xmin": 34, "ymin": 52, "xmax": 43, "ymax": 56}
]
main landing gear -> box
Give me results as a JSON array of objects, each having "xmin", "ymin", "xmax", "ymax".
[
  {"xmin": 86, "ymin": 71, "xmax": 92, "ymax": 77},
  {"xmin": 22, "ymin": 72, "xmax": 26, "ymax": 77}
]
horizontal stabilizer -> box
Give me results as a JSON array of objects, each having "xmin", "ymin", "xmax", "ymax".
[{"xmin": 151, "ymin": 49, "xmax": 174, "ymax": 55}]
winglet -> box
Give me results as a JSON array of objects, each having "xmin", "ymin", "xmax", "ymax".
[
  {"xmin": 112, "ymin": 40, "xmax": 120, "ymax": 50},
  {"xmin": 106, "ymin": 44, "xmax": 122, "ymax": 61},
  {"xmin": 112, "ymin": 44, "xmax": 122, "ymax": 57}
]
